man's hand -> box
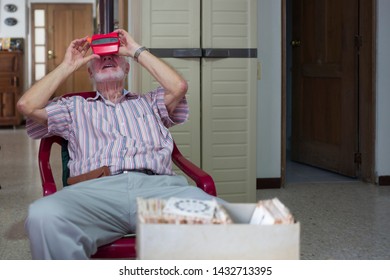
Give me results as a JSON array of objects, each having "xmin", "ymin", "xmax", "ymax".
[
  {"xmin": 114, "ymin": 29, "xmax": 142, "ymax": 59},
  {"xmin": 113, "ymin": 29, "xmax": 188, "ymax": 114},
  {"xmin": 17, "ymin": 37, "xmax": 99, "ymax": 125},
  {"xmin": 63, "ymin": 37, "xmax": 100, "ymax": 72}
]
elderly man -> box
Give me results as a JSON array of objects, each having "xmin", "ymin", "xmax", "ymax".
[{"xmin": 17, "ymin": 29, "xmax": 219, "ymax": 259}]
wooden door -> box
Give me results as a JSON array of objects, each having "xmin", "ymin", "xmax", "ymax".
[
  {"xmin": 31, "ymin": 4, "xmax": 94, "ymax": 97},
  {"xmin": 291, "ymin": 0, "xmax": 359, "ymax": 177}
]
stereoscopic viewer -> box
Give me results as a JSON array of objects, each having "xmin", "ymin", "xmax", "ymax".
[{"xmin": 88, "ymin": 32, "xmax": 119, "ymax": 56}]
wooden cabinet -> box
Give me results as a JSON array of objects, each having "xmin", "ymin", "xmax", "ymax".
[
  {"xmin": 137, "ymin": 0, "xmax": 257, "ymax": 202},
  {"xmin": 0, "ymin": 51, "xmax": 23, "ymax": 126}
]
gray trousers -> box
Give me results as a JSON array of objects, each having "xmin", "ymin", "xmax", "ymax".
[{"xmin": 25, "ymin": 172, "xmax": 221, "ymax": 259}]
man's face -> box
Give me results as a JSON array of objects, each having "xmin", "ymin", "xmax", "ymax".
[{"xmin": 88, "ymin": 55, "xmax": 129, "ymax": 83}]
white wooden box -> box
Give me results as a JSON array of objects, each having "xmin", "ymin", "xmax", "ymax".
[{"xmin": 137, "ymin": 203, "xmax": 300, "ymax": 260}]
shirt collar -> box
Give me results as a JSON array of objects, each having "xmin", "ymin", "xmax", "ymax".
[
  {"xmin": 122, "ymin": 89, "xmax": 140, "ymax": 99},
  {"xmin": 89, "ymin": 89, "xmax": 140, "ymax": 105}
]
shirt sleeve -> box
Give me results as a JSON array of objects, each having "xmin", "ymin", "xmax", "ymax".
[
  {"xmin": 151, "ymin": 86, "xmax": 189, "ymax": 128},
  {"xmin": 25, "ymin": 97, "xmax": 74, "ymax": 140},
  {"xmin": 26, "ymin": 118, "xmax": 51, "ymax": 139}
]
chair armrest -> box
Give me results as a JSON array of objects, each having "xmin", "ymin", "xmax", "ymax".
[
  {"xmin": 38, "ymin": 136, "xmax": 63, "ymax": 196},
  {"xmin": 171, "ymin": 142, "xmax": 217, "ymax": 196}
]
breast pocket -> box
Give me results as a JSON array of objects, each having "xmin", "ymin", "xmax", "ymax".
[{"xmin": 135, "ymin": 114, "xmax": 169, "ymax": 145}]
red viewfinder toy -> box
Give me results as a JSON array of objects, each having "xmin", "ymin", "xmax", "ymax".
[{"xmin": 89, "ymin": 32, "xmax": 119, "ymax": 55}]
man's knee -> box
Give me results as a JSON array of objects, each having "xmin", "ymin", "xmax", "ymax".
[
  {"xmin": 25, "ymin": 197, "xmax": 63, "ymax": 234},
  {"xmin": 25, "ymin": 197, "xmax": 91, "ymax": 259}
]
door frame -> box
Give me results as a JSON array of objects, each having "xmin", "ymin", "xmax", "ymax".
[{"xmin": 281, "ymin": 0, "xmax": 376, "ymax": 185}]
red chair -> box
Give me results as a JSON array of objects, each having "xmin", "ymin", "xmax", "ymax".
[{"xmin": 37, "ymin": 91, "xmax": 217, "ymax": 259}]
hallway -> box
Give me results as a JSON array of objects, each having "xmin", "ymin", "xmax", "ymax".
[{"xmin": 0, "ymin": 128, "xmax": 389, "ymax": 259}]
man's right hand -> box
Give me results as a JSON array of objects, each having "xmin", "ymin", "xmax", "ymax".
[
  {"xmin": 62, "ymin": 37, "xmax": 100, "ymax": 72},
  {"xmin": 17, "ymin": 37, "xmax": 99, "ymax": 125}
]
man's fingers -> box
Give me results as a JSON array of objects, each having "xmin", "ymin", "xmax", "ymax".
[{"xmin": 84, "ymin": 53, "xmax": 100, "ymax": 63}]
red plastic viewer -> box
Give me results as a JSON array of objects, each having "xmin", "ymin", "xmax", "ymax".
[{"xmin": 89, "ymin": 32, "xmax": 119, "ymax": 55}]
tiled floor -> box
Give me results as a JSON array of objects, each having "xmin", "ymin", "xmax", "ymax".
[
  {"xmin": 263, "ymin": 157, "xmax": 390, "ymax": 259},
  {"xmin": 1, "ymin": 128, "xmax": 390, "ymax": 259}
]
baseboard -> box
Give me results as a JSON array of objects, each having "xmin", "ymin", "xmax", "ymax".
[
  {"xmin": 378, "ymin": 176, "xmax": 390, "ymax": 186},
  {"xmin": 256, "ymin": 178, "xmax": 281, "ymax": 189}
]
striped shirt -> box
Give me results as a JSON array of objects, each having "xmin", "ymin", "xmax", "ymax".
[{"xmin": 26, "ymin": 87, "xmax": 189, "ymax": 177}]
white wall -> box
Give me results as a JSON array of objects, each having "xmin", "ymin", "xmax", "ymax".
[
  {"xmin": 0, "ymin": 0, "xmax": 26, "ymax": 38},
  {"xmin": 375, "ymin": 0, "xmax": 390, "ymax": 179},
  {"xmin": 256, "ymin": 0, "xmax": 282, "ymax": 178}
]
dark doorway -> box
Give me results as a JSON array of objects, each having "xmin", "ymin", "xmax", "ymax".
[{"xmin": 284, "ymin": 0, "xmax": 375, "ymax": 184}]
